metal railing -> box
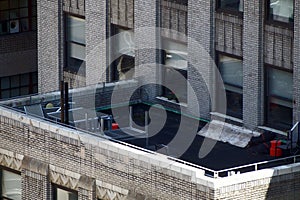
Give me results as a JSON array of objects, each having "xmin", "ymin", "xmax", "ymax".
[{"xmin": 1, "ymin": 103, "xmax": 300, "ymax": 179}]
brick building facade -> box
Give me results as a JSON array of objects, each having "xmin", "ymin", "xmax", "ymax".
[{"xmin": 1, "ymin": 0, "xmax": 300, "ymax": 199}]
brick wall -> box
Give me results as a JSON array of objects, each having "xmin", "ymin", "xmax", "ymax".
[
  {"xmin": 242, "ymin": 0, "xmax": 264, "ymax": 129},
  {"xmin": 37, "ymin": 0, "xmax": 62, "ymax": 93},
  {"xmin": 1, "ymin": 105, "xmax": 300, "ymax": 199},
  {"xmin": 215, "ymin": 13, "xmax": 243, "ymax": 57}
]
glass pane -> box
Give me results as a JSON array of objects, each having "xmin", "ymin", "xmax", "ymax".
[
  {"xmin": 10, "ymin": 0, "xmax": 18, "ymax": 9},
  {"xmin": 20, "ymin": 86, "xmax": 29, "ymax": 95},
  {"xmin": 67, "ymin": 15, "xmax": 85, "ymax": 44},
  {"xmin": 20, "ymin": 73, "xmax": 29, "ymax": 86},
  {"xmin": 11, "ymin": 88, "xmax": 19, "ymax": 97},
  {"xmin": 57, "ymin": 188, "xmax": 78, "ymax": 200},
  {"xmin": 163, "ymin": 67, "xmax": 187, "ymax": 103},
  {"xmin": 0, "ymin": 0, "xmax": 9, "ymax": 10},
  {"xmin": 226, "ymin": 90, "xmax": 243, "ymax": 119},
  {"xmin": 20, "ymin": 18, "xmax": 29, "ymax": 31},
  {"xmin": 219, "ymin": 0, "xmax": 243, "ymax": 12},
  {"xmin": 11, "ymin": 75, "xmax": 20, "ymax": 88},
  {"xmin": 219, "ymin": 55, "xmax": 243, "ymax": 87},
  {"xmin": 269, "ymin": 0, "xmax": 294, "ymax": 23},
  {"xmin": 268, "ymin": 68, "xmax": 293, "ymax": 100},
  {"xmin": 267, "ymin": 101, "xmax": 292, "ymax": 130},
  {"xmin": 33, "ymin": 85, "xmax": 38, "ymax": 93},
  {"xmin": 1, "ymin": 90, "xmax": 10, "ymax": 99},
  {"xmin": 69, "ymin": 42, "xmax": 85, "ymax": 60},
  {"xmin": 0, "ymin": 21, "xmax": 9, "ymax": 34},
  {"xmin": 32, "ymin": 72, "xmax": 38, "ymax": 84},
  {"xmin": 0, "ymin": 11, "xmax": 9, "ymax": 20},
  {"xmin": 1, "ymin": 77, "xmax": 10, "ymax": 89},
  {"xmin": 20, "ymin": 0, "xmax": 28, "ymax": 7},
  {"xmin": 20, "ymin": 8, "xmax": 28, "ymax": 17},
  {"xmin": 10, "ymin": 9, "xmax": 19, "ymax": 19},
  {"xmin": 2, "ymin": 170, "xmax": 22, "ymax": 200}
]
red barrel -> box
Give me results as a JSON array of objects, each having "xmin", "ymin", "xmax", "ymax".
[
  {"xmin": 270, "ymin": 140, "xmax": 282, "ymax": 157},
  {"xmin": 112, "ymin": 123, "xmax": 119, "ymax": 130}
]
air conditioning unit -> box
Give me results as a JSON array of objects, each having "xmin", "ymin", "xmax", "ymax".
[{"xmin": 9, "ymin": 20, "xmax": 19, "ymax": 33}]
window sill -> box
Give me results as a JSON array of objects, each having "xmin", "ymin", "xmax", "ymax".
[
  {"xmin": 155, "ymin": 96, "xmax": 187, "ymax": 107},
  {"xmin": 210, "ymin": 112, "xmax": 243, "ymax": 124},
  {"xmin": 257, "ymin": 126, "xmax": 288, "ymax": 136}
]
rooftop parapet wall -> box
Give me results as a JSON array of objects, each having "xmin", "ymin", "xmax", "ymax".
[{"xmin": 1, "ymin": 103, "xmax": 300, "ymax": 199}]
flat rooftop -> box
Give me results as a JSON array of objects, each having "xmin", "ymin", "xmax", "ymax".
[{"xmin": 0, "ymin": 82, "xmax": 297, "ymax": 177}]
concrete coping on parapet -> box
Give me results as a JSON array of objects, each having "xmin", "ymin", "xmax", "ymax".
[{"xmin": 211, "ymin": 162, "xmax": 300, "ymax": 189}]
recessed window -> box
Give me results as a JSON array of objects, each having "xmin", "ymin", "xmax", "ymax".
[
  {"xmin": 65, "ymin": 14, "xmax": 86, "ymax": 76},
  {"xmin": 218, "ymin": 54, "xmax": 243, "ymax": 119},
  {"xmin": 0, "ymin": 72, "xmax": 38, "ymax": 99},
  {"xmin": 161, "ymin": 39, "xmax": 187, "ymax": 103},
  {"xmin": 268, "ymin": 0, "xmax": 294, "ymax": 23},
  {"xmin": 111, "ymin": 25, "xmax": 135, "ymax": 81},
  {"xmin": 0, "ymin": 169, "xmax": 21, "ymax": 200},
  {"xmin": 266, "ymin": 67, "xmax": 293, "ymax": 130},
  {"xmin": 0, "ymin": 0, "xmax": 37, "ymax": 35},
  {"xmin": 217, "ymin": 0, "xmax": 243, "ymax": 12},
  {"xmin": 53, "ymin": 185, "xmax": 78, "ymax": 200}
]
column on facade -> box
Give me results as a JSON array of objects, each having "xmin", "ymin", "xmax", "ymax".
[
  {"xmin": 293, "ymin": 1, "xmax": 300, "ymax": 123},
  {"xmin": 242, "ymin": 0, "xmax": 264, "ymax": 129},
  {"xmin": 134, "ymin": 0, "xmax": 161, "ymax": 101},
  {"xmin": 187, "ymin": 0, "xmax": 214, "ymax": 120},
  {"xmin": 37, "ymin": 0, "xmax": 62, "ymax": 93},
  {"xmin": 21, "ymin": 156, "xmax": 50, "ymax": 199},
  {"xmin": 85, "ymin": 0, "xmax": 107, "ymax": 85}
]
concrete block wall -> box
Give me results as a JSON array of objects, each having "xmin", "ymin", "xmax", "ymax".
[
  {"xmin": 242, "ymin": 0, "xmax": 264, "ymax": 129},
  {"xmin": 37, "ymin": 0, "xmax": 62, "ymax": 93},
  {"xmin": 187, "ymin": 0, "xmax": 214, "ymax": 120},
  {"xmin": 264, "ymin": 26, "xmax": 293, "ymax": 70},
  {"xmin": 215, "ymin": 13, "xmax": 243, "ymax": 57},
  {"xmin": 293, "ymin": 1, "xmax": 300, "ymax": 123},
  {"xmin": 63, "ymin": 0, "xmax": 85, "ymax": 16},
  {"xmin": 134, "ymin": 0, "xmax": 161, "ymax": 102},
  {"xmin": 110, "ymin": 0, "xmax": 134, "ymax": 28},
  {"xmin": 161, "ymin": 0, "xmax": 187, "ymax": 42},
  {"xmin": 85, "ymin": 0, "xmax": 107, "ymax": 85}
]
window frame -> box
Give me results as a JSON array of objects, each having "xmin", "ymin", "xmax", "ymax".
[
  {"xmin": 52, "ymin": 184, "xmax": 78, "ymax": 200},
  {"xmin": 64, "ymin": 13, "xmax": 86, "ymax": 77},
  {"xmin": 216, "ymin": 0, "xmax": 244, "ymax": 16},
  {"xmin": 0, "ymin": 72, "xmax": 38, "ymax": 99},
  {"xmin": 264, "ymin": 65, "xmax": 293, "ymax": 131},
  {"xmin": 0, "ymin": 0, "xmax": 37, "ymax": 35},
  {"xmin": 216, "ymin": 52, "xmax": 243, "ymax": 119},
  {"xmin": 265, "ymin": 0, "xmax": 294, "ymax": 29},
  {"xmin": 0, "ymin": 167, "xmax": 22, "ymax": 200}
]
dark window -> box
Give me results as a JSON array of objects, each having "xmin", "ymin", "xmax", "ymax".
[
  {"xmin": 110, "ymin": 25, "xmax": 135, "ymax": 81},
  {"xmin": 0, "ymin": 168, "xmax": 21, "ymax": 200},
  {"xmin": 0, "ymin": 72, "xmax": 38, "ymax": 99},
  {"xmin": 65, "ymin": 14, "xmax": 86, "ymax": 76},
  {"xmin": 217, "ymin": 0, "xmax": 243, "ymax": 12},
  {"xmin": 265, "ymin": 67, "xmax": 293, "ymax": 130},
  {"xmin": 218, "ymin": 54, "xmax": 243, "ymax": 119},
  {"xmin": 0, "ymin": 0, "xmax": 37, "ymax": 35},
  {"xmin": 267, "ymin": 0, "xmax": 294, "ymax": 24},
  {"xmin": 160, "ymin": 39, "xmax": 188, "ymax": 104},
  {"xmin": 53, "ymin": 185, "xmax": 78, "ymax": 200}
]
